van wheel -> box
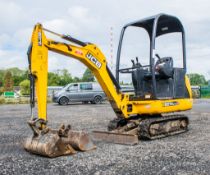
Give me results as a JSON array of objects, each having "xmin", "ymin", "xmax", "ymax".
[
  {"xmin": 59, "ymin": 97, "xmax": 69, "ymax": 105},
  {"xmin": 92, "ymin": 96, "xmax": 102, "ymax": 104}
]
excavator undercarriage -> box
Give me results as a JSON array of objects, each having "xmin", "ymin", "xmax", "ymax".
[{"xmin": 92, "ymin": 114, "xmax": 189, "ymax": 145}]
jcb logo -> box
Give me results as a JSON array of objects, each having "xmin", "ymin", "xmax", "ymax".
[{"xmin": 86, "ymin": 53, "xmax": 102, "ymax": 68}]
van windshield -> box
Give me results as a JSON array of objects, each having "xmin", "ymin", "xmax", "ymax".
[
  {"xmin": 69, "ymin": 84, "xmax": 78, "ymax": 91},
  {"xmin": 62, "ymin": 84, "xmax": 70, "ymax": 90}
]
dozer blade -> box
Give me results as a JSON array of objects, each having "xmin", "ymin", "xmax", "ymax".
[
  {"xmin": 24, "ymin": 124, "xmax": 96, "ymax": 158},
  {"xmin": 92, "ymin": 131, "xmax": 139, "ymax": 145}
]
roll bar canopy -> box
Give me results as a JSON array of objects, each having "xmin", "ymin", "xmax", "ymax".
[
  {"xmin": 116, "ymin": 13, "xmax": 187, "ymax": 98},
  {"xmin": 124, "ymin": 13, "xmax": 184, "ymax": 38}
]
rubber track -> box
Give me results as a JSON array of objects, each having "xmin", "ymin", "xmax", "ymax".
[{"xmin": 138, "ymin": 114, "xmax": 189, "ymax": 140}]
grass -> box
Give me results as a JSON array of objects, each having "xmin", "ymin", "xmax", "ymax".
[
  {"xmin": 0, "ymin": 96, "xmax": 5, "ymax": 104},
  {"xmin": 0, "ymin": 96, "xmax": 52, "ymax": 104}
]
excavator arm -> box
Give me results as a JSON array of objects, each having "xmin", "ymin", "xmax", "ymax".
[
  {"xmin": 28, "ymin": 24, "xmax": 124, "ymax": 126},
  {"xmin": 24, "ymin": 23, "xmax": 127, "ymax": 157}
]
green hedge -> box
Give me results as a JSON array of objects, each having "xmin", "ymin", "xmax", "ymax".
[{"xmin": 200, "ymin": 86, "xmax": 210, "ymax": 98}]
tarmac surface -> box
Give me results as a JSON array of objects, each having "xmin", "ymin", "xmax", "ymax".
[{"xmin": 0, "ymin": 99, "xmax": 210, "ymax": 175}]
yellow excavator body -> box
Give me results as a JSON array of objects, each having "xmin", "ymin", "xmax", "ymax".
[{"xmin": 24, "ymin": 14, "xmax": 193, "ymax": 157}]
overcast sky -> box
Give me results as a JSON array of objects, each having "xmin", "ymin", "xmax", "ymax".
[{"xmin": 0, "ymin": 0, "xmax": 210, "ymax": 80}]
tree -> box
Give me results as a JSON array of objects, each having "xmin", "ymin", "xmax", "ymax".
[
  {"xmin": 82, "ymin": 68, "xmax": 95, "ymax": 82},
  {"xmin": 187, "ymin": 73, "xmax": 207, "ymax": 86},
  {"xmin": 13, "ymin": 70, "xmax": 28, "ymax": 86},
  {"xmin": 0, "ymin": 87, "xmax": 4, "ymax": 95},
  {"xmin": 48, "ymin": 72, "xmax": 61, "ymax": 86},
  {"xmin": 19, "ymin": 79, "xmax": 30, "ymax": 95},
  {"xmin": 0, "ymin": 70, "xmax": 4, "ymax": 87},
  {"xmin": 7, "ymin": 67, "xmax": 28, "ymax": 86},
  {"xmin": 59, "ymin": 69, "xmax": 73, "ymax": 85},
  {"xmin": 48, "ymin": 69, "xmax": 74, "ymax": 86},
  {"xmin": 4, "ymin": 71, "xmax": 14, "ymax": 91},
  {"xmin": 73, "ymin": 76, "xmax": 81, "ymax": 82}
]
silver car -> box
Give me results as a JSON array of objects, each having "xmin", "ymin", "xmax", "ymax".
[{"xmin": 53, "ymin": 82, "xmax": 106, "ymax": 105}]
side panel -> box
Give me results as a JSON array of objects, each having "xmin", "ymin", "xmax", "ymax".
[
  {"xmin": 185, "ymin": 75, "xmax": 192, "ymax": 99},
  {"xmin": 121, "ymin": 97, "xmax": 193, "ymax": 118},
  {"xmin": 173, "ymin": 68, "xmax": 190, "ymax": 98},
  {"xmin": 78, "ymin": 83, "xmax": 94, "ymax": 101},
  {"xmin": 67, "ymin": 84, "xmax": 79, "ymax": 101}
]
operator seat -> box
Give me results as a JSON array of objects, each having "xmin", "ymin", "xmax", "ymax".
[
  {"xmin": 131, "ymin": 58, "xmax": 150, "ymax": 97},
  {"xmin": 155, "ymin": 57, "xmax": 174, "ymax": 79}
]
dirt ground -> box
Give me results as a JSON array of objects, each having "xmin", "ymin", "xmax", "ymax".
[{"xmin": 0, "ymin": 99, "xmax": 210, "ymax": 175}]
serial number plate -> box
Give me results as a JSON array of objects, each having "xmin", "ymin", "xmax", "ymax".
[{"xmin": 163, "ymin": 101, "xmax": 179, "ymax": 107}]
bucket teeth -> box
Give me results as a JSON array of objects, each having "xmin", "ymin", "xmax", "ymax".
[{"xmin": 24, "ymin": 126, "xmax": 96, "ymax": 158}]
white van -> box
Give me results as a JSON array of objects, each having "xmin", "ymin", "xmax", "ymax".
[{"xmin": 52, "ymin": 82, "xmax": 106, "ymax": 105}]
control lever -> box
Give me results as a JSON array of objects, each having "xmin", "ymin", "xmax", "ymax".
[
  {"xmin": 131, "ymin": 59, "xmax": 135, "ymax": 66},
  {"xmin": 136, "ymin": 57, "xmax": 139, "ymax": 63},
  {"xmin": 155, "ymin": 54, "xmax": 161, "ymax": 60}
]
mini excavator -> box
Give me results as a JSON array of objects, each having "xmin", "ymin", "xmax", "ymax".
[{"xmin": 24, "ymin": 14, "xmax": 193, "ymax": 157}]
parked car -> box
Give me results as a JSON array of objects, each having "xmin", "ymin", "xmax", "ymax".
[{"xmin": 53, "ymin": 82, "xmax": 106, "ymax": 105}]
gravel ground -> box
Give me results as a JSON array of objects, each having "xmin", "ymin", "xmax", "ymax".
[{"xmin": 0, "ymin": 99, "xmax": 210, "ymax": 175}]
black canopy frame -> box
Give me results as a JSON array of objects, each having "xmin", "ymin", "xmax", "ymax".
[{"xmin": 116, "ymin": 13, "xmax": 187, "ymax": 99}]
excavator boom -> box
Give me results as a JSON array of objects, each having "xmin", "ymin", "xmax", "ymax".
[{"xmin": 29, "ymin": 24, "xmax": 123, "ymax": 122}]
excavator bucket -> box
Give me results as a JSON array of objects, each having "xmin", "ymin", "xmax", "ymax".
[{"xmin": 24, "ymin": 123, "xmax": 96, "ymax": 158}]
